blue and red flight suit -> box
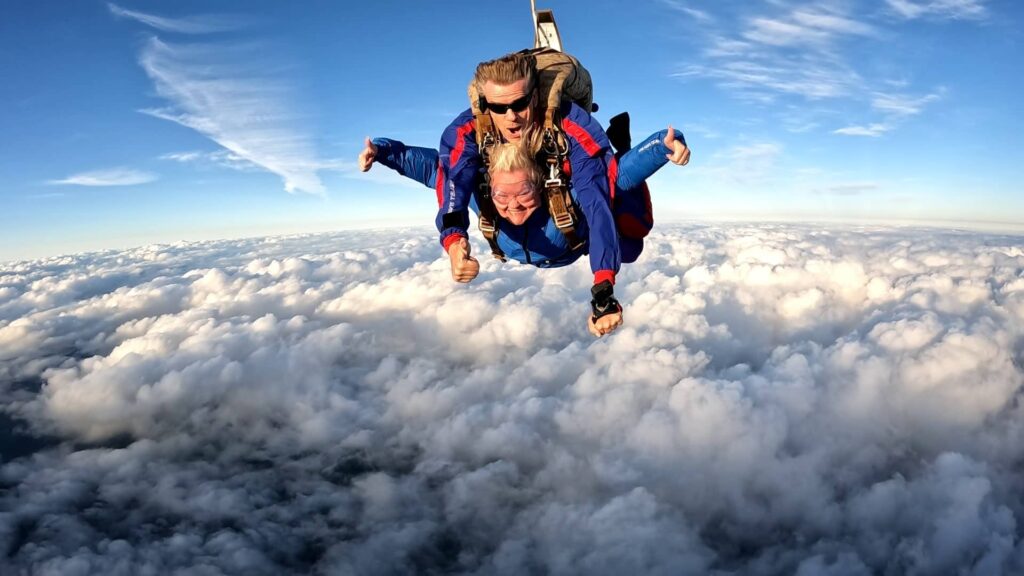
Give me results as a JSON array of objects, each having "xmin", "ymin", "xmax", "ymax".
[{"xmin": 373, "ymin": 104, "xmax": 685, "ymax": 286}]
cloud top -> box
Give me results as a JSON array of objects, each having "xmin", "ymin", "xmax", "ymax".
[{"xmin": 2, "ymin": 224, "xmax": 1023, "ymax": 574}]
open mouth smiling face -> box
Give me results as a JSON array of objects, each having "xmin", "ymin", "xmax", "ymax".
[{"xmin": 482, "ymin": 78, "xmax": 536, "ymax": 143}]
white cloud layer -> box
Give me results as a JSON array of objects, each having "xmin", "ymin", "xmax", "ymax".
[
  {"xmin": 2, "ymin": 224, "xmax": 1024, "ymax": 574},
  {"xmin": 47, "ymin": 167, "xmax": 158, "ymax": 187}
]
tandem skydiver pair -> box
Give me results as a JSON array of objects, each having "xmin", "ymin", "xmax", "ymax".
[{"xmin": 360, "ymin": 50, "xmax": 691, "ymax": 337}]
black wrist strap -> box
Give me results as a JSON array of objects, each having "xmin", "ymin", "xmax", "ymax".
[
  {"xmin": 590, "ymin": 280, "xmax": 621, "ymax": 320},
  {"xmin": 591, "ymin": 296, "xmax": 622, "ymax": 320}
]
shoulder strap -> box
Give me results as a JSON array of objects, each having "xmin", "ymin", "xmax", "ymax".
[
  {"xmin": 467, "ymin": 74, "xmax": 584, "ymax": 257},
  {"xmin": 472, "ymin": 113, "xmax": 507, "ymax": 262},
  {"xmin": 538, "ymin": 124, "xmax": 584, "ymax": 251}
]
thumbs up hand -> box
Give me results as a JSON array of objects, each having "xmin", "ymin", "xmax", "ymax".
[
  {"xmin": 358, "ymin": 137, "xmax": 378, "ymax": 172},
  {"xmin": 663, "ymin": 125, "xmax": 691, "ymax": 166},
  {"xmin": 447, "ymin": 237, "xmax": 480, "ymax": 283}
]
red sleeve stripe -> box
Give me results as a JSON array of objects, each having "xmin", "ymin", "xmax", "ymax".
[
  {"xmin": 594, "ymin": 270, "xmax": 616, "ymax": 286},
  {"xmin": 449, "ymin": 120, "xmax": 476, "ymax": 170},
  {"xmin": 561, "ymin": 117, "xmax": 601, "ymax": 157},
  {"xmin": 442, "ymin": 232, "xmax": 466, "ymax": 253},
  {"xmin": 607, "ymin": 155, "xmax": 618, "ymax": 202},
  {"xmin": 434, "ymin": 161, "xmax": 444, "ymax": 207}
]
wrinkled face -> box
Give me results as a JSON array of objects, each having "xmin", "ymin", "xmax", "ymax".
[
  {"xmin": 490, "ymin": 168, "xmax": 540, "ymax": 225},
  {"xmin": 482, "ymin": 78, "xmax": 536, "ymax": 142}
]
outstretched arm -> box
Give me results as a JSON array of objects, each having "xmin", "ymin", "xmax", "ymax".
[
  {"xmin": 435, "ymin": 111, "xmax": 479, "ymax": 261},
  {"xmin": 563, "ymin": 109, "xmax": 624, "ymax": 337},
  {"xmin": 358, "ymin": 137, "xmax": 440, "ymax": 189},
  {"xmin": 615, "ymin": 126, "xmax": 690, "ymax": 191}
]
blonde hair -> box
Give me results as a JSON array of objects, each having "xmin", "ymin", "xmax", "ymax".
[
  {"xmin": 473, "ymin": 52, "xmax": 537, "ymax": 93},
  {"xmin": 487, "ymin": 140, "xmax": 542, "ymax": 186}
]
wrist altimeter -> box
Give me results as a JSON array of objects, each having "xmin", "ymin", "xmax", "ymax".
[{"xmin": 590, "ymin": 280, "xmax": 622, "ymax": 320}]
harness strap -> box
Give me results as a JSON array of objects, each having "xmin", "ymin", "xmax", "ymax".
[
  {"xmin": 544, "ymin": 159, "xmax": 583, "ymax": 251},
  {"xmin": 473, "ymin": 113, "xmax": 507, "ymax": 262},
  {"xmin": 473, "ymin": 94, "xmax": 583, "ymax": 259},
  {"xmin": 540, "ymin": 122, "xmax": 584, "ymax": 251}
]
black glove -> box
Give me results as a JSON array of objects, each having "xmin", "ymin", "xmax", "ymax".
[
  {"xmin": 606, "ymin": 112, "xmax": 631, "ymax": 158},
  {"xmin": 590, "ymin": 280, "xmax": 622, "ymax": 320}
]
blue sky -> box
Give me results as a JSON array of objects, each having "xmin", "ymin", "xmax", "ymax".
[{"xmin": 1, "ymin": 0, "xmax": 1021, "ymax": 262}]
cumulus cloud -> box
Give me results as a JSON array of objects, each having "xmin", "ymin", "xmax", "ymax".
[
  {"xmin": 47, "ymin": 167, "xmax": 158, "ymax": 187},
  {"xmin": 2, "ymin": 224, "xmax": 1024, "ymax": 574}
]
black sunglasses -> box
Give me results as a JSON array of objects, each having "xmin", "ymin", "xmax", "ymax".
[{"xmin": 484, "ymin": 86, "xmax": 535, "ymax": 115}]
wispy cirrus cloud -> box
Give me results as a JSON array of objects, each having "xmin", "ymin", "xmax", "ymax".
[
  {"xmin": 676, "ymin": 5, "xmax": 873, "ymax": 103},
  {"xmin": 728, "ymin": 142, "xmax": 782, "ymax": 172},
  {"xmin": 833, "ymin": 123, "xmax": 894, "ymax": 137},
  {"xmin": 138, "ymin": 37, "xmax": 327, "ymax": 195},
  {"xmin": 871, "ymin": 89, "xmax": 944, "ymax": 117},
  {"xmin": 885, "ymin": 0, "xmax": 988, "ymax": 20},
  {"xmin": 813, "ymin": 182, "xmax": 881, "ymax": 195},
  {"xmin": 110, "ymin": 4, "xmax": 327, "ymax": 195},
  {"xmin": 160, "ymin": 149, "xmax": 260, "ymax": 172},
  {"xmin": 107, "ymin": 3, "xmax": 245, "ymax": 34},
  {"xmin": 159, "ymin": 151, "xmax": 205, "ymax": 163},
  {"xmin": 47, "ymin": 168, "xmax": 158, "ymax": 187},
  {"xmin": 657, "ymin": 0, "xmax": 713, "ymax": 22},
  {"xmin": 833, "ymin": 89, "xmax": 943, "ymax": 137},
  {"xmin": 744, "ymin": 11, "xmax": 875, "ymax": 47},
  {"xmin": 688, "ymin": 141, "xmax": 783, "ymax": 184},
  {"xmin": 668, "ymin": 2, "xmax": 982, "ymax": 140},
  {"xmin": 677, "ymin": 55, "xmax": 862, "ymax": 102}
]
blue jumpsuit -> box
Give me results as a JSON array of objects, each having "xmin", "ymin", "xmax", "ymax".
[{"xmin": 374, "ymin": 118, "xmax": 684, "ymax": 279}]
